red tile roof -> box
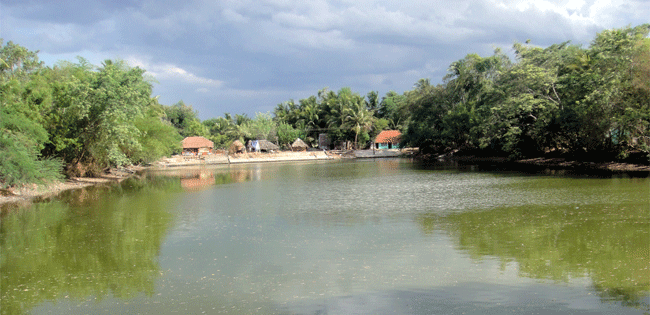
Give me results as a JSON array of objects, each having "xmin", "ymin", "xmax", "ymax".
[
  {"xmin": 182, "ymin": 136, "xmax": 214, "ymax": 149},
  {"xmin": 375, "ymin": 130, "xmax": 401, "ymax": 143}
]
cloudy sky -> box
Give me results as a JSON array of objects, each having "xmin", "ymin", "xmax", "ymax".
[{"xmin": 1, "ymin": 0, "xmax": 648, "ymax": 119}]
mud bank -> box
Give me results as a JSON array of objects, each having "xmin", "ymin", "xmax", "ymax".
[{"xmin": 0, "ymin": 167, "xmax": 142, "ymax": 207}]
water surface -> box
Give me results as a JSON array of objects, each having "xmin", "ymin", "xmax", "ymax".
[{"xmin": 1, "ymin": 159, "xmax": 648, "ymax": 314}]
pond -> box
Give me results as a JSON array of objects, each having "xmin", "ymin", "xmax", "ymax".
[{"xmin": 1, "ymin": 159, "xmax": 649, "ymax": 314}]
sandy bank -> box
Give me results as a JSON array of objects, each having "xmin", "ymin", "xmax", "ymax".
[
  {"xmin": 154, "ymin": 151, "xmax": 341, "ymax": 167},
  {"xmin": 1, "ymin": 150, "xmax": 416, "ymax": 206},
  {"xmin": 154, "ymin": 149, "xmax": 415, "ymax": 168}
]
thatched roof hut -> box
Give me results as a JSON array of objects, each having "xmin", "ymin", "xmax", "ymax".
[
  {"xmin": 260, "ymin": 140, "xmax": 279, "ymax": 151},
  {"xmin": 229, "ymin": 140, "xmax": 245, "ymax": 154},
  {"xmin": 247, "ymin": 139, "xmax": 279, "ymax": 152},
  {"xmin": 291, "ymin": 138, "xmax": 309, "ymax": 151}
]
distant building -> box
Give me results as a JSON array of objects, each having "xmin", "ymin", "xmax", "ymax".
[
  {"xmin": 291, "ymin": 138, "xmax": 309, "ymax": 151},
  {"xmin": 182, "ymin": 136, "xmax": 214, "ymax": 156},
  {"xmin": 229, "ymin": 139, "xmax": 245, "ymax": 154},
  {"xmin": 374, "ymin": 130, "xmax": 402, "ymax": 149},
  {"xmin": 246, "ymin": 140, "xmax": 279, "ymax": 152},
  {"xmin": 318, "ymin": 133, "xmax": 330, "ymax": 150}
]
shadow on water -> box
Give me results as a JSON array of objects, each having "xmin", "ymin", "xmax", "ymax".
[{"xmin": 415, "ymin": 159, "xmax": 650, "ymax": 178}]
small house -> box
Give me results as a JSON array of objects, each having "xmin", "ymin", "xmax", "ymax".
[
  {"xmin": 291, "ymin": 138, "xmax": 309, "ymax": 151},
  {"xmin": 374, "ymin": 130, "xmax": 402, "ymax": 149},
  {"xmin": 229, "ymin": 140, "xmax": 245, "ymax": 154},
  {"xmin": 182, "ymin": 136, "xmax": 214, "ymax": 156},
  {"xmin": 247, "ymin": 139, "xmax": 280, "ymax": 152}
]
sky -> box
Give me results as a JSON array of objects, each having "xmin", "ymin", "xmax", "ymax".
[{"xmin": 1, "ymin": 0, "xmax": 648, "ymax": 120}]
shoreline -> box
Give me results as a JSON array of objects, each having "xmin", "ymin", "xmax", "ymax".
[
  {"xmin": 0, "ymin": 168, "xmax": 141, "ymax": 208},
  {"xmin": 2, "ymin": 149, "xmax": 648, "ymax": 207},
  {"xmin": 421, "ymin": 154, "xmax": 650, "ymax": 174}
]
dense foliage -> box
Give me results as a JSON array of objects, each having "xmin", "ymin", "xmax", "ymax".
[
  {"xmin": 0, "ymin": 40, "xmax": 181, "ymax": 186},
  {"xmin": 269, "ymin": 25, "xmax": 649, "ymax": 161},
  {"xmin": 1, "ymin": 25, "xmax": 648, "ymax": 187},
  {"xmin": 404, "ymin": 24, "xmax": 650, "ymax": 160}
]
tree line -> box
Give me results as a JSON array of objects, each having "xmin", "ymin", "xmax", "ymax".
[
  {"xmin": 0, "ymin": 43, "xmax": 180, "ymax": 185},
  {"xmin": 1, "ymin": 24, "xmax": 648, "ymax": 187},
  {"xmin": 405, "ymin": 25, "xmax": 649, "ymax": 161}
]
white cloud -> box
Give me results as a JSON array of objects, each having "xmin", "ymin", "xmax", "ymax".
[
  {"xmin": 3, "ymin": 0, "xmax": 647, "ymax": 119},
  {"xmin": 485, "ymin": 0, "xmax": 648, "ymax": 30},
  {"xmin": 126, "ymin": 56, "xmax": 225, "ymax": 88}
]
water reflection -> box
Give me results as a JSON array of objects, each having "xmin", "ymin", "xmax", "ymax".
[
  {"xmin": 0, "ymin": 177, "xmax": 178, "ymax": 315},
  {"xmin": 150, "ymin": 166, "xmax": 260, "ymax": 191},
  {"xmin": 2, "ymin": 160, "xmax": 649, "ymax": 314},
  {"xmin": 416, "ymin": 180, "xmax": 650, "ymax": 309},
  {"xmin": 286, "ymin": 282, "xmax": 647, "ymax": 315}
]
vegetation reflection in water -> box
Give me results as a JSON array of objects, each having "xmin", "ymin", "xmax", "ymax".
[
  {"xmin": 0, "ymin": 176, "xmax": 181, "ymax": 315},
  {"xmin": 417, "ymin": 176, "xmax": 650, "ymax": 308},
  {"xmin": 1, "ymin": 160, "xmax": 649, "ymax": 314}
]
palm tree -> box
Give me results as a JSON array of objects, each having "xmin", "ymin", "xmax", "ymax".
[
  {"xmin": 297, "ymin": 96, "xmax": 320, "ymax": 138},
  {"xmin": 343, "ymin": 99, "xmax": 374, "ymax": 149}
]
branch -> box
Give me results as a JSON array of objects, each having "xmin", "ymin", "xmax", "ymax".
[{"xmin": 551, "ymin": 84, "xmax": 562, "ymax": 108}]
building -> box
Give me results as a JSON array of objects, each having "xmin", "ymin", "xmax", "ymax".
[
  {"xmin": 246, "ymin": 139, "xmax": 280, "ymax": 152},
  {"xmin": 291, "ymin": 138, "xmax": 309, "ymax": 151},
  {"xmin": 318, "ymin": 133, "xmax": 330, "ymax": 150},
  {"xmin": 374, "ymin": 130, "xmax": 402, "ymax": 149},
  {"xmin": 182, "ymin": 136, "xmax": 214, "ymax": 156}
]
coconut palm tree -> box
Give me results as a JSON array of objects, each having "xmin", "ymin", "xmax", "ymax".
[{"xmin": 343, "ymin": 99, "xmax": 375, "ymax": 149}]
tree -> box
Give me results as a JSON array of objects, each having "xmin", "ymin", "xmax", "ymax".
[
  {"xmin": 343, "ymin": 98, "xmax": 374, "ymax": 149},
  {"xmin": 320, "ymin": 87, "xmax": 370, "ymax": 148},
  {"xmin": 41, "ymin": 58, "xmax": 167, "ymax": 174},
  {"xmin": 130, "ymin": 101, "xmax": 182, "ymax": 163},
  {"xmin": 277, "ymin": 122, "xmax": 306, "ymax": 149},
  {"xmin": 481, "ymin": 43, "xmax": 571, "ymax": 157},
  {"xmin": 402, "ymin": 79, "xmax": 450, "ymax": 152},
  {"xmin": 580, "ymin": 24, "xmax": 650, "ymax": 157},
  {"xmin": 78, "ymin": 60, "xmax": 153, "ymax": 169},
  {"xmin": 243, "ymin": 112, "xmax": 277, "ymax": 142},
  {"xmin": 0, "ymin": 40, "xmax": 62, "ymax": 187},
  {"xmin": 442, "ymin": 51, "xmax": 510, "ymax": 152},
  {"xmin": 378, "ymin": 91, "xmax": 409, "ymax": 130},
  {"xmin": 0, "ymin": 107, "xmax": 62, "ymax": 187},
  {"xmin": 0, "ymin": 39, "xmax": 43, "ymax": 79},
  {"xmin": 163, "ymin": 101, "xmax": 204, "ymax": 137},
  {"xmin": 366, "ymin": 91, "xmax": 379, "ymax": 111}
]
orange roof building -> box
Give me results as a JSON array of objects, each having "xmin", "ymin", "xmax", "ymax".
[
  {"xmin": 182, "ymin": 136, "xmax": 214, "ymax": 155},
  {"xmin": 374, "ymin": 130, "xmax": 402, "ymax": 149}
]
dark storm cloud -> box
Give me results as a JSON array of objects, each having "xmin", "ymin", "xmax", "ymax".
[{"xmin": 1, "ymin": 0, "xmax": 647, "ymax": 119}]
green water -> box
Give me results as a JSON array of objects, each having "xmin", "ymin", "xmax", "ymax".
[{"xmin": 1, "ymin": 159, "xmax": 648, "ymax": 314}]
